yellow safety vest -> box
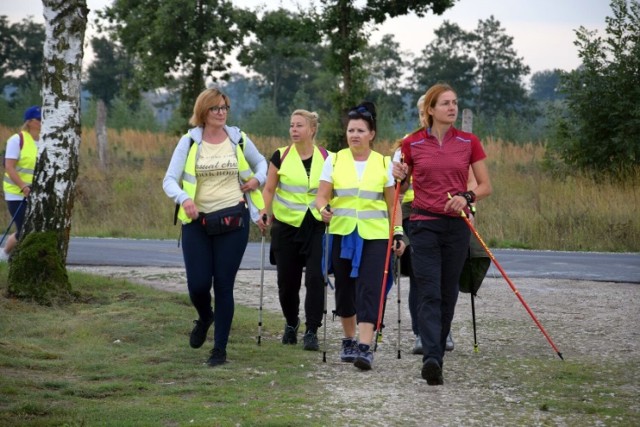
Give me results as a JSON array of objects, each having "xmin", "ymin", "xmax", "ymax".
[
  {"xmin": 3, "ymin": 131, "xmax": 37, "ymax": 196},
  {"xmin": 330, "ymin": 149, "xmax": 389, "ymax": 239},
  {"xmin": 177, "ymin": 133, "xmax": 264, "ymax": 224},
  {"xmin": 273, "ymin": 145, "xmax": 327, "ymax": 226}
]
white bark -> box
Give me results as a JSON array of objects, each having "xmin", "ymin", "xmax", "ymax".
[{"xmin": 23, "ymin": 0, "xmax": 88, "ymax": 260}]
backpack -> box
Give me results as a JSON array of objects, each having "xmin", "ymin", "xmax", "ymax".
[{"xmin": 173, "ymin": 134, "xmax": 245, "ymax": 225}]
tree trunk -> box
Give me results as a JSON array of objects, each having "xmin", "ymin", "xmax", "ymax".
[
  {"xmin": 7, "ymin": 0, "xmax": 89, "ymax": 304},
  {"xmin": 96, "ymin": 98, "xmax": 108, "ymax": 169}
]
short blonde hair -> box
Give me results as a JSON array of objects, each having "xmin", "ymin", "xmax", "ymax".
[
  {"xmin": 189, "ymin": 88, "xmax": 231, "ymax": 127},
  {"xmin": 291, "ymin": 109, "xmax": 320, "ymax": 140}
]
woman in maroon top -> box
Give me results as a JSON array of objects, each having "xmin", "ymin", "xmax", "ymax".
[{"xmin": 393, "ymin": 83, "xmax": 492, "ymax": 385}]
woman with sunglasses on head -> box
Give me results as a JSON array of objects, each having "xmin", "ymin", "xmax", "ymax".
[
  {"xmin": 163, "ymin": 88, "xmax": 267, "ymax": 367},
  {"xmin": 393, "ymin": 83, "xmax": 492, "ymax": 385},
  {"xmin": 257, "ymin": 110, "xmax": 330, "ymax": 351},
  {"xmin": 1, "ymin": 106, "xmax": 42, "ymax": 261},
  {"xmin": 315, "ymin": 102, "xmax": 405, "ymax": 371}
]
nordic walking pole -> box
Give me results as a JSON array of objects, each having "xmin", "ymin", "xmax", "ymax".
[
  {"xmin": 257, "ymin": 213, "xmax": 268, "ymax": 345},
  {"xmin": 471, "ymin": 293, "xmax": 479, "ymax": 353},
  {"xmin": 448, "ymin": 194, "xmax": 564, "ymax": 360},
  {"xmin": 375, "ymin": 178, "xmax": 402, "ymax": 349},
  {"xmin": 0, "ymin": 198, "xmax": 26, "ymax": 247},
  {"xmin": 322, "ymin": 205, "xmax": 331, "ymax": 363},
  {"xmin": 395, "ymin": 254, "xmax": 401, "ymax": 359}
]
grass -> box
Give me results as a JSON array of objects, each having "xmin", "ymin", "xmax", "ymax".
[
  {"xmin": 0, "ymin": 125, "xmax": 638, "ymax": 251},
  {"xmin": 1, "ymin": 269, "xmax": 639, "ymax": 425},
  {"xmin": 0, "ymin": 266, "xmax": 331, "ymax": 427}
]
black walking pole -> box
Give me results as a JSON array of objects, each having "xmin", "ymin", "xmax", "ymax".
[
  {"xmin": 257, "ymin": 214, "xmax": 267, "ymax": 345},
  {"xmin": 0, "ymin": 198, "xmax": 26, "ymax": 247},
  {"xmin": 322, "ymin": 205, "xmax": 331, "ymax": 363}
]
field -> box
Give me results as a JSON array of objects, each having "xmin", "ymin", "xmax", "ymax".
[{"xmin": 0, "ymin": 125, "xmax": 638, "ymax": 251}]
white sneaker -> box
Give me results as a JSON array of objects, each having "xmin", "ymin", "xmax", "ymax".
[{"xmin": 0, "ymin": 249, "xmax": 9, "ymax": 262}]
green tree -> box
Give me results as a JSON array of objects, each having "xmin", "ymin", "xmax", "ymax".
[
  {"xmin": 85, "ymin": 36, "xmax": 137, "ymax": 167},
  {"xmin": 473, "ymin": 16, "xmax": 530, "ymax": 118},
  {"xmin": 530, "ymin": 69, "xmax": 564, "ymax": 102},
  {"xmin": 0, "ymin": 16, "xmax": 45, "ymax": 91},
  {"xmin": 412, "ymin": 21, "xmax": 477, "ymax": 100},
  {"xmin": 97, "ymin": 0, "xmax": 253, "ymax": 130},
  {"xmin": 319, "ymin": 0, "xmax": 456, "ymax": 150},
  {"xmin": 550, "ymin": 0, "xmax": 640, "ymax": 178},
  {"xmin": 237, "ymin": 8, "xmax": 321, "ymax": 116}
]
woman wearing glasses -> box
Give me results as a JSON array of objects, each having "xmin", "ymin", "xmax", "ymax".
[
  {"xmin": 393, "ymin": 83, "xmax": 492, "ymax": 385},
  {"xmin": 315, "ymin": 102, "xmax": 405, "ymax": 370},
  {"xmin": 258, "ymin": 110, "xmax": 329, "ymax": 351},
  {"xmin": 163, "ymin": 88, "xmax": 267, "ymax": 367}
]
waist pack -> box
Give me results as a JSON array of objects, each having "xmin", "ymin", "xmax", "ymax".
[{"xmin": 200, "ymin": 201, "xmax": 246, "ymax": 235}]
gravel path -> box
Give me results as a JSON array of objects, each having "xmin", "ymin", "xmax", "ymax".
[{"xmin": 70, "ymin": 266, "xmax": 640, "ymax": 426}]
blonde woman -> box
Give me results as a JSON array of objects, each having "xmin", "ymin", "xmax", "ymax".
[
  {"xmin": 259, "ymin": 110, "xmax": 329, "ymax": 351},
  {"xmin": 163, "ymin": 88, "xmax": 267, "ymax": 367},
  {"xmin": 394, "ymin": 83, "xmax": 492, "ymax": 385}
]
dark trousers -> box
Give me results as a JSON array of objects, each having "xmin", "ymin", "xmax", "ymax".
[
  {"xmin": 270, "ymin": 218, "xmax": 325, "ymax": 330},
  {"xmin": 332, "ymin": 235, "xmax": 387, "ymax": 325},
  {"xmin": 403, "ymin": 217, "xmax": 419, "ymax": 335},
  {"xmin": 410, "ymin": 218, "xmax": 469, "ymax": 365},
  {"xmin": 7, "ymin": 199, "xmax": 26, "ymax": 239},
  {"xmin": 181, "ymin": 208, "xmax": 249, "ymax": 351}
]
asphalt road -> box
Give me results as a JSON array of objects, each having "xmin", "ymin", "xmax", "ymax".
[{"xmin": 66, "ymin": 237, "xmax": 640, "ymax": 284}]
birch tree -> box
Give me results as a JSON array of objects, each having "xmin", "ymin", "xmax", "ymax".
[{"xmin": 8, "ymin": 0, "xmax": 88, "ymax": 304}]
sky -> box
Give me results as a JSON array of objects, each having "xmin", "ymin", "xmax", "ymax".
[{"xmin": 2, "ymin": 0, "xmax": 612, "ymax": 77}]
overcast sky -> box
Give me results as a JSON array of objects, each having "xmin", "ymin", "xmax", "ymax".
[{"xmin": 4, "ymin": 0, "xmax": 612, "ymax": 77}]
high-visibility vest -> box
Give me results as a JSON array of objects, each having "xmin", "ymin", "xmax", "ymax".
[
  {"xmin": 330, "ymin": 149, "xmax": 389, "ymax": 239},
  {"xmin": 3, "ymin": 131, "xmax": 37, "ymax": 196},
  {"xmin": 273, "ymin": 144, "xmax": 328, "ymax": 226},
  {"xmin": 177, "ymin": 133, "xmax": 264, "ymax": 224}
]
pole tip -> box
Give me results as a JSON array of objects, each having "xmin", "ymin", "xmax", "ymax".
[{"xmin": 557, "ymin": 352, "xmax": 564, "ymax": 361}]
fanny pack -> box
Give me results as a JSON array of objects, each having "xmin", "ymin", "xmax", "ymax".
[{"xmin": 200, "ymin": 201, "xmax": 246, "ymax": 235}]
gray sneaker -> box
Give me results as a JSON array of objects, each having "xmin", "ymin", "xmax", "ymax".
[
  {"xmin": 340, "ymin": 338, "xmax": 358, "ymax": 362},
  {"xmin": 445, "ymin": 331, "xmax": 454, "ymax": 352},
  {"xmin": 302, "ymin": 330, "xmax": 319, "ymax": 351},
  {"xmin": 412, "ymin": 335, "xmax": 423, "ymax": 355}
]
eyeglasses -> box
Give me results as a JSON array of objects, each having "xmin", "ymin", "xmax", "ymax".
[
  {"xmin": 209, "ymin": 105, "xmax": 230, "ymax": 114},
  {"xmin": 347, "ymin": 106, "xmax": 372, "ymax": 119}
]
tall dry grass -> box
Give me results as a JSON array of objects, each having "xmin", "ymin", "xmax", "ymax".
[{"xmin": 0, "ymin": 125, "xmax": 638, "ymax": 251}]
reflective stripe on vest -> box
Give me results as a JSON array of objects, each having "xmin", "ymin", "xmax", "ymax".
[
  {"xmin": 177, "ymin": 132, "xmax": 264, "ymax": 224},
  {"xmin": 330, "ymin": 149, "xmax": 389, "ymax": 239},
  {"xmin": 3, "ymin": 131, "xmax": 37, "ymax": 196},
  {"xmin": 272, "ymin": 145, "xmax": 325, "ymax": 226}
]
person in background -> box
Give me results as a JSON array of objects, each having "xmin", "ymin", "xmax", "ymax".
[
  {"xmin": 315, "ymin": 102, "xmax": 406, "ymax": 371},
  {"xmin": 163, "ymin": 88, "xmax": 267, "ymax": 367},
  {"xmin": 1, "ymin": 106, "xmax": 41, "ymax": 261},
  {"xmin": 258, "ymin": 109, "xmax": 328, "ymax": 351},
  {"xmin": 394, "ymin": 83, "xmax": 491, "ymax": 385}
]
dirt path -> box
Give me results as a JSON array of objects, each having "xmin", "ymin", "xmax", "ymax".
[{"xmin": 69, "ymin": 266, "xmax": 640, "ymax": 426}]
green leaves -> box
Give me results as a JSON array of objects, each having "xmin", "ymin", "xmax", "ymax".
[{"xmin": 551, "ymin": 0, "xmax": 640, "ymax": 178}]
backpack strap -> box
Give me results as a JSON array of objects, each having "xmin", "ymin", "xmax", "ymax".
[
  {"xmin": 173, "ymin": 137, "xmax": 195, "ymax": 225},
  {"xmin": 19, "ymin": 131, "xmax": 24, "ymax": 150}
]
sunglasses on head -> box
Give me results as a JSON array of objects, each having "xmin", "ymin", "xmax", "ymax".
[{"xmin": 348, "ymin": 106, "xmax": 372, "ymax": 118}]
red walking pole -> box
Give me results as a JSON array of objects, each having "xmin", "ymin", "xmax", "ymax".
[
  {"xmin": 452, "ymin": 196, "xmax": 564, "ymax": 360},
  {"xmin": 375, "ymin": 179, "xmax": 402, "ymax": 347}
]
